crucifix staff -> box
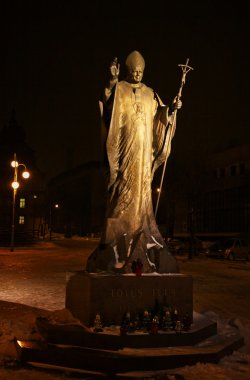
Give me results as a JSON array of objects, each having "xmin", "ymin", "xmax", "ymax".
[{"xmin": 154, "ymin": 58, "xmax": 194, "ymax": 218}]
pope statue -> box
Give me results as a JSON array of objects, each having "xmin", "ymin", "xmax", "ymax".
[{"xmin": 86, "ymin": 50, "xmax": 182, "ymax": 274}]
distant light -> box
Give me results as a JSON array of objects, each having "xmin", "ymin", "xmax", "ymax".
[
  {"xmin": 11, "ymin": 160, "xmax": 18, "ymax": 168},
  {"xmin": 34, "ymin": 195, "xmax": 37, "ymax": 199},
  {"xmin": 55, "ymin": 204, "xmax": 59, "ymax": 208},
  {"xmin": 22, "ymin": 171, "xmax": 30, "ymax": 179},
  {"xmin": 156, "ymin": 188, "xmax": 161, "ymax": 193},
  {"xmin": 12, "ymin": 181, "xmax": 19, "ymax": 189}
]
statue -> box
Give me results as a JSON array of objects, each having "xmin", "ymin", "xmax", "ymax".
[{"xmin": 86, "ymin": 51, "xmax": 184, "ymax": 274}]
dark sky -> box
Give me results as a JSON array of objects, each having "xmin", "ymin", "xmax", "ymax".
[{"xmin": 1, "ymin": 1, "xmax": 249, "ymax": 179}]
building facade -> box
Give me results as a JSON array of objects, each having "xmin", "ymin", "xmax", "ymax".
[
  {"xmin": 47, "ymin": 161, "xmax": 106, "ymax": 237},
  {"xmin": 171, "ymin": 144, "xmax": 250, "ymax": 239},
  {"xmin": 197, "ymin": 144, "xmax": 250, "ymax": 236}
]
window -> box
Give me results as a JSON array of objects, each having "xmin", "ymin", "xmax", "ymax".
[
  {"xmin": 219, "ymin": 168, "xmax": 225, "ymax": 178},
  {"xmin": 20, "ymin": 198, "xmax": 25, "ymax": 208},
  {"xmin": 19, "ymin": 216, "xmax": 25, "ymax": 224},
  {"xmin": 230, "ymin": 165, "xmax": 236, "ymax": 176},
  {"xmin": 240, "ymin": 239, "xmax": 248, "ymax": 247},
  {"xmin": 239, "ymin": 163, "xmax": 245, "ymax": 175}
]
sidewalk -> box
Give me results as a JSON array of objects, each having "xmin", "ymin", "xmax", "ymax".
[{"xmin": 0, "ymin": 237, "xmax": 95, "ymax": 310}]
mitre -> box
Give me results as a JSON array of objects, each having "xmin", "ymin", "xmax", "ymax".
[{"xmin": 125, "ymin": 50, "xmax": 145, "ymax": 71}]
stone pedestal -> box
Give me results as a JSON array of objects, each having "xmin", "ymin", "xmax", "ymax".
[
  {"xmin": 17, "ymin": 273, "xmax": 244, "ymax": 375},
  {"xmin": 65, "ymin": 271, "xmax": 193, "ymax": 326}
]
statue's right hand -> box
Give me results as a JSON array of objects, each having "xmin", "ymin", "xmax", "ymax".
[{"xmin": 110, "ymin": 57, "xmax": 120, "ymax": 79}]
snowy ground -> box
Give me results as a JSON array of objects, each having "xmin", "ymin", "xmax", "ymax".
[{"xmin": 0, "ymin": 236, "xmax": 249, "ymax": 379}]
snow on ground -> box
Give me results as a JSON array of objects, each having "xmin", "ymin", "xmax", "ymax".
[{"xmin": 0, "ymin": 237, "xmax": 249, "ymax": 379}]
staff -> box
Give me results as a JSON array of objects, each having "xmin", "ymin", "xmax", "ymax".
[{"xmin": 155, "ymin": 58, "xmax": 194, "ymax": 217}]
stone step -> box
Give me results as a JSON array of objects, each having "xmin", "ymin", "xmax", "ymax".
[
  {"xmin": 35, "ymin": 311, "xmax": 217, "ymax": 349},
  {"xmin": 14, "ymin": 321, "xmax": 244, "ymax": 376}
]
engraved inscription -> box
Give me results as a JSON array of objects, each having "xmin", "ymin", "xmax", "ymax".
[
  {"xmin": 111, "ymin": 288, "xmax": 143, "ymax": 298},
  {"xmin": 152, "ymin": 288, "xmax": 176, "ymax": 298},
  {"xmin": 110, "ymin": 287, "xmax": 177, "ymax": 299}
]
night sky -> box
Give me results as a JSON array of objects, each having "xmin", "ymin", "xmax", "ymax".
[{"xmin": 1, "ymin": 1, "xmax": 249, "ymax": 179}]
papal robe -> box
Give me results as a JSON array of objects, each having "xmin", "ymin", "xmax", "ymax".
[{"xmin": 86, "ymin": 80, "xmax": 179, "ymax": 274}]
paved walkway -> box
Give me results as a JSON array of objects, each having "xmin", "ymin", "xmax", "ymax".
[{"xmin": 0, "ymin": 238, "xmax": 97, "ymax": 311}]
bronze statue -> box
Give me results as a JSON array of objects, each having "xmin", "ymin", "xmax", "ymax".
[{"xmin": 86, "ymin": 51, "xmax": 183, "ymax": 274}]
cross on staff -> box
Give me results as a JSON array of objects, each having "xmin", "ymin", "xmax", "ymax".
[
  {"xmin": 177, "ymin": 58, "xmax": 194, "ymax": 100},
  {"xmin": 154, "ymin": 58, "xmax": 194, "ymax": 218}
]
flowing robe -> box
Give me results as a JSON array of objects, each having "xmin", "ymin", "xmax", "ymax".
[{"xmin": 86, "ymin": 80, "xmax": 179, "ymax": 273}]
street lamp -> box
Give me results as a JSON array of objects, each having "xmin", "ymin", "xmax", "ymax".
[
  {"xmin": 10, "ymin": 153, "xmax": 30, "ymax": 252},
  {"xmin": 49, "ymin": 203, "xmax": 59, "ymax": 241}
]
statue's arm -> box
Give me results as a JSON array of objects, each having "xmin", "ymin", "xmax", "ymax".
[
  {"xmin": 154, "ymin": 92, "xmax": 182, "ymax": 126},
  {"xmin": 152, "ymin": 92, "xmax": 183, "ymax": 173},
  {"xmin": 103, "ymin": 57, "xmax": 120, "ymax": 102}
]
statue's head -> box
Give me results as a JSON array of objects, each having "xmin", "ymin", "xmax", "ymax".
[{"xmin": 125, "ymin": 50, "xmax": 145, "ymax": 84}]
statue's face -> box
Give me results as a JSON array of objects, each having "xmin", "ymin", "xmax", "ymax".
[{"xmin": 129, "ymin": 65, "xmax": 143, "ymax": 83}]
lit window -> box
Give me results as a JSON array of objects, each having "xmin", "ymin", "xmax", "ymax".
[
  {"xmin": 20, "ymin": 198, "xmax": 25, "ymax": 208},
  {"xmin": 19, "ymin": 216, "xmax": 25, "ymax": 224}
]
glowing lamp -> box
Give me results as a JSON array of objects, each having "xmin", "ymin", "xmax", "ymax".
[
  {"xmin": 12, "ymin": 181, "xmax": 19, "ymax": 189},
  {"xmin": 11, "ymin": 160, "xmax": 18, "ymax": 168},
  {"xmin": 22, "ymin": 171, "xmax": 30, "ymax": 179}
]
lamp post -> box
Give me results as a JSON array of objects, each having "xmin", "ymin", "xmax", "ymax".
[
  {"xmin": 10, "ymin": 153, "xmax": 30, "ymax": 252},
  {"xmin": 49, "ymin": 203, "xmax": 59, "ymax": 241}
]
